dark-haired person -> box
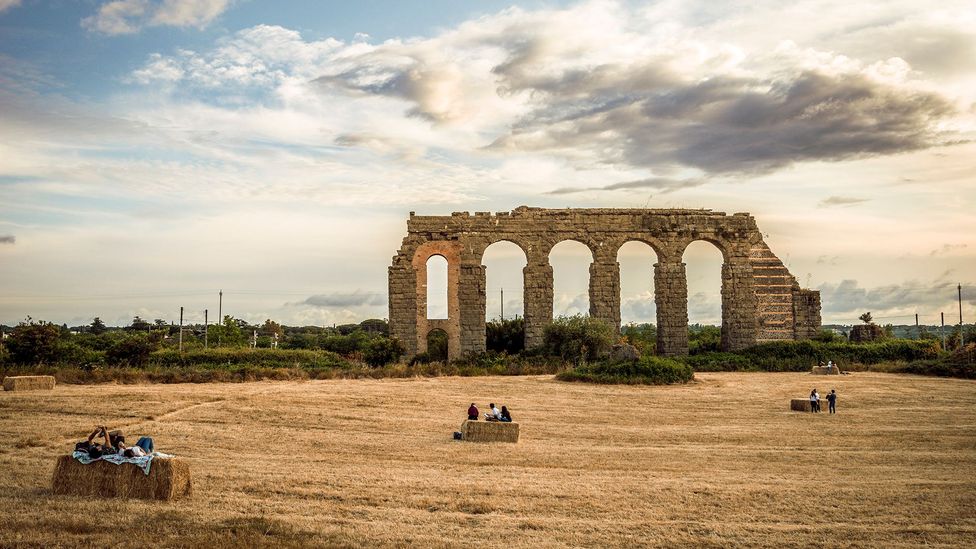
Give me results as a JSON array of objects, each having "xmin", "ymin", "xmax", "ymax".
[
  {"xmin": 809, "ymin": 389, "xmax": 820, "ymax": 413},
  {"xmin": 826, "ymin": 389, "xmax": 837, "ymax": 414},
  {"xmin": 485, "ymin": 403, "xmax": 501, "ymax": 421},
  {"xmin": 467, "ymin": 403, "xmax": 479, "ymax": 421},
  {"xmin": 77, "ymin": 425, "xmax": 117, "ymax": 458},
  {"xmin": 500, "ymin": 406, "xmax": 512, "ymax": 423}
]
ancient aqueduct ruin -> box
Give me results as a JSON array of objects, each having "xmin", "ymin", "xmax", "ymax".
[{"xmin": 389, "ymin": 207, "xmax": 821, "ymax": 359}]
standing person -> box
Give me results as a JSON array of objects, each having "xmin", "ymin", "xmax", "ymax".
[
  {"xmin": 467, "ymin": 403, "xmax": 479, "ymax": 421},
  {"xmin": 500, "ymin": 406, "xmax": 512, "ymax": 423},
  {"xmin": 827, "ymin": 389, "xmax": 837, "ymax": 414},
  {"xmin": 810, "ymin": 389, "xmax": 819, "ymax": 413}
]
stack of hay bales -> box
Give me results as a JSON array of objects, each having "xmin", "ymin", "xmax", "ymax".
[
  {"xmin": 811, "ymin": 365, "xmax": 841, "ymax": 375},
  {"xmin": 52, "ymin": 456, "xmax": 192, "ymax": 500},
  {"xmin": 790, "ymin": 399, "xmax": 813, "ymax": 412},
  {"xmin": 460, "ymin": 420, "xmax": 519, "ymax": 443},
  {"xmin": 3, "ymin": 375, "xmax": 56, "ymax": 391}
]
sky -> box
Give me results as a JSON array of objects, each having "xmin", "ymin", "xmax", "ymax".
[{"xmin": 0, "ymin": 0, "xmax": 974, "ymax": 329}]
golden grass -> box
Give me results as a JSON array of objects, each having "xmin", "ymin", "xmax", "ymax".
[
  {"xmin": 3, "ymin": 375, "xmax": 56, "ymax": 391},
  {"xmin": 0, "ymin": 372, "xmax": 974, "ymax": 547},
  {"xmin": 460, "ymin": 419, "xmax": 520, "ymax": 442},
  {"xmin": 52, "ymin": 455, "xmax": 191, "ymax": 501}
]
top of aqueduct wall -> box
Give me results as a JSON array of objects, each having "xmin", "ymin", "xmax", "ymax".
[{"xmin": 397, "ymin": 206, "xmax": 763, "ymax": 264}]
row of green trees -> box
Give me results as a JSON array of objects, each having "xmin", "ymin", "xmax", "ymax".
[{"xmin": 0, "ymin": 317, "xmax": 404, "ymax": 369}]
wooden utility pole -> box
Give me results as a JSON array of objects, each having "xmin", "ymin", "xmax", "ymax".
[
  {"xmin": 941, "ymin": 312, "xmax": 946, "ymax": 351},
  {"xmin": 501, "ymin": 288, "xmax": 504, "ymax": 320},
  {"xmin": 178, "ymin": 306, "xmax": 184, "ymax": 353},
  {"xmin": 218, "ymin": 290, "xmax": 223, "ymax": 346},
  {"xmin": 960, "ymin": 284, "xmax": 965, "ymax": 347},
  {"xmin": 204, "ymin": 309, "xmax": 208, "ymax": 349},
  {"xmin": 915, "ymin": 313, "xmax": 919, "ymax": 339}
]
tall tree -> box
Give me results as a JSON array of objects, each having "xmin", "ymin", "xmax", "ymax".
[{"xmin": 90, "ymin": 317, "xmax": 107, "ymax": 335}]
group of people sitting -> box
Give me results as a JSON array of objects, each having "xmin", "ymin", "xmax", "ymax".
[
  {"xmin": 75, "ymin": 425, "xmax": 155, "ymax": 459},
  {"xmin": 809, "ymin": 389, "xmax": 838, "ymax": 414},
  {"xmin": 467, "ymin": 402, "xmax": 513, "ymax": 422}
]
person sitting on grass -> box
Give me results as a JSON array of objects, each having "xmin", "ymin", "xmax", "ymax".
[
  {"xmin": 467, "ymin": 403, "xmax": 479, "ymax": 421},
  {"xmin": 485, "ymin": 403, "xmax": 502, "ymax": 421},
  {"xmin": 500, "ymin": 406, "xmax": 512, "ymax": 423}
]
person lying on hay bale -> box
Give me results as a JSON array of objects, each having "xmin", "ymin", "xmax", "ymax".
[{"xmin": 75, "ymin": 426, "xmax": 155, "ymax": 459}]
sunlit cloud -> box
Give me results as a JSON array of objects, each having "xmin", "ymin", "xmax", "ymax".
[{"xmin": 82, "ymin": 0, "xmax": 232, "ymax": 35}]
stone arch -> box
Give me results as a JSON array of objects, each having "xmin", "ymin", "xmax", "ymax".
[
  {"xmin": 674, "ymin": 237, "xmax": 731, "ymax": 264},
  {"xmin": 425, "ymin": 254, "xmax": 449, "ymax": 319},
  {"xmin": 426, "ymin": 328, "xmax": 449, "ymax": 362},
  {"xmin": 617, "ymin": 240, "xmax": 660, "ymax": 325},
  {"xmin": 482, "ymin": 240, "xmax": 528, "ymax": 322},
  {"xmin": 683, "ymin": 239, "xmax": 725, "ymax": 351},
  {"xmin": 548, "ymin": 239, "xmax": 594, "ymax": 318},
  {"xmin": 411, "ymin": 240, "xmax": 462, "ymax": 361}
]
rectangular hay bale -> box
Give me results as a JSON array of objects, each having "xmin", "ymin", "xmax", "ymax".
[
  {"xmin": 811, "ymin": 366, "xmax": 840, "ymax": 375},
  {"xmin": 51, "ymin": 455, "xmax": 192, "ymax": 501},
  {"xmin": 791, "ymin": 399, "xmax": 814, "ymax": 412},
  {"xmin": 3, "ymin": 375, "xmax": 56, "ymax": 391},
  {"xmin": 460, "ymin": 420, "xmax": 519, "ymax": 443}
]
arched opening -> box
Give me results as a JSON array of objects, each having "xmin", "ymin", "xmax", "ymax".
[
  {"xmin": 683, "ymin": 240, "xmax": 724, "ymax": 353},
  {"xmin": 482, "ymin": 241, "xmax": 527, "ymax": 321},
  {"xmin": 618, "ymin": 241, "xmax": 658, "ymax": 353},
  {"xmin": 426, "ymin": 329, "xmax": 449, "ymax": 362},
  {"xmin": 549, "ymin": 240, "xmax": 593, "ymax": 317},
  {"xmin": 483, "ymin": 240, "xmax": 527, "ymax": 354},
  {"xmin": 426, "ymin": 255, "xmax": 448, "ymax": 319}
]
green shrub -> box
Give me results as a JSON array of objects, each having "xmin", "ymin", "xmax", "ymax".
[
  {"xmin": 620, "ymin": 323, "xmax": 656, "ymax": 355},
  {"xmin": 106, "ymin": 334, "xmax": 161, "ymax": 366},
  {"xmin": 679, "ymin": 352, "xmax": 753, "ymax": 371},
  {"xmin": 542, "ymin": 315, "xmax": 616, "ymax": 361},
  {"xmin": 557, "ymin": 356, "xmax": 694, "ymax": 385},
  {"xmin": 5, "ymin": 320, "xmax": 63, "ymax": 365},
  {"xmin": 486, "ymin": 317, "xmax": 525, "ymax": 354},
  {"xmin": 362, "ymin": 337, "xmax": 405, "ymax": 367},
  {"xmin": 149, "ymin": 347, "xmax": 348, "ymax": 369},
  {"xmin": 689, "ymin": 325, "xmax": 721, "ymax": 354}
]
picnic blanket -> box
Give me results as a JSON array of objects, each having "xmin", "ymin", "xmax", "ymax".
[{"xmin": 71, "ymin": 451, "xmax": 174, "ymax": 475}]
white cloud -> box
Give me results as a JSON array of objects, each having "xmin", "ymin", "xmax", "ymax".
[
  {"xmin": 3, "ymin": 0, "xmax": 976, "ymax": 325},
  {"xmin": 0, "ymin": 0, "xmax": 22, "ymax": 14},
  {"xmin": 82, "ymin": 0, "xmax": 230, "ymax": 35}
]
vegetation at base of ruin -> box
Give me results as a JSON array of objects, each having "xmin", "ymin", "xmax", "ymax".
[
  {"xmin": 3, "ymin": 316, "xmax": 974, "ymax": 384},
  {"xmin": 556, "ymin": 356, "xmax": 695, "ymax": 385},
  {"xmin": 486, "ymin": 317, "xmax": 525, "ymax": 354},
  {"xmin": 540, "ymin": 315, "xmax": 616, "ymax": 361},
  {"xmin": 678, "ymin": 339, "xmax": 976, "ymax": 379}
]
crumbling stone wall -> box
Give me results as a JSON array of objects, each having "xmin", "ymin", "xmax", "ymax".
[{"xmin": 389, "ymin": 206, "xmax": 820, "ymax": 358}]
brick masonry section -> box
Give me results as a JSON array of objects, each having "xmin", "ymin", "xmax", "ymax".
[{"xmin": 389, "ymin": 206, "xmax": 821, "ymax": 357}]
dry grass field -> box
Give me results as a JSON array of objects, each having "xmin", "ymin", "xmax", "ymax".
[{"xmin": 1, "ymin": 372, "xmax": 974, "ymax": 548}]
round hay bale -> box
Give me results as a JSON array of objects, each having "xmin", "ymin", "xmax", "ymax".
[{"xmin": 51, "ymin": 455, "xmax": 192, "ymax": 500}]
